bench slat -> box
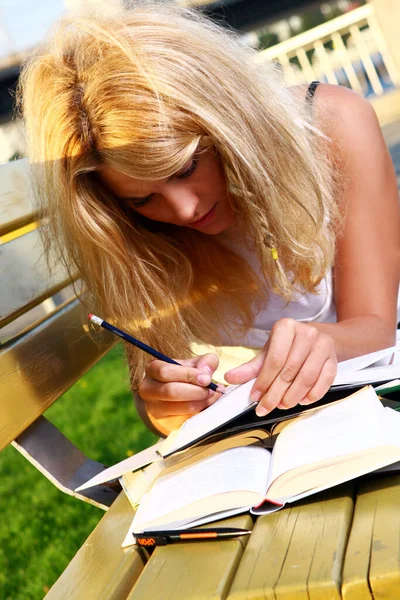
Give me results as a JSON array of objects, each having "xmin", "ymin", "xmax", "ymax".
[
  {"xmin": 342, "ymin": 475, "xmax": 400, "ymax": 599},
  {"xmin": 45, "ymin": 492, "xmax": 146, "ymax": 600},
  {"xmin": 0, "ymin": 158, "xmax": 35, "ymax": 236},
  {"xmin": 228, "ymin": 484, "xmax": 354, "ymax": 600},
  {"xmin": 127, "ymin": 515, "xmax": 253, "ymax": 600},
  {"xmin": 0, "ymin": 298, "xmax": 115, "ymax": 450},
  {"xmin": 0, "ymin": 229, "xmax": 73, "ymax": 328}
]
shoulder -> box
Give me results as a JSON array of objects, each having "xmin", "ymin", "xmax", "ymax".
[
  {"xmin": 307, "ymin": 84, "xmax": 382, "ymax": 160},
  {"xmin": 290, "ymin": 83, "xmax": 388, "ymax": 181},
  {"xmin": 293, "ymin": 82, "xmax": 379, "ymax": 139},
  {"xmin": 313, "ymin": 83, "xmax": 377, "ymax": 129}
]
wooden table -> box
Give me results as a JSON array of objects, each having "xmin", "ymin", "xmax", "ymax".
[{"xmin": 46, "ymin": 472, "xmax": 400, "ymax": 599}]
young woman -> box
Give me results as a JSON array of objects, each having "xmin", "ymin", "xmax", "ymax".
[{"xmin": 19, "ymin": 3, "xmax": 400, "ymax": 435}]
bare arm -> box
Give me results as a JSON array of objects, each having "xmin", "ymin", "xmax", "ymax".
[
  {"xmin": 312, "ymin": 84, "xmax": 400, "ymax": 358},
  {"xmin": 226, "ymin": 84, "xmax": 400, "ymax": 414}
]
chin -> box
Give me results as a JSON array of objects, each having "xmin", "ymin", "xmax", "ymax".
[{"xmin": 198, "ymin": 219, "xmax": 232, "ymax": 235}]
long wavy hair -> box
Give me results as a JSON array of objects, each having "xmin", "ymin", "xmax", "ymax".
[{"xmin": 18, "ymin": 1, "xmax": 340, "ymax": 386}]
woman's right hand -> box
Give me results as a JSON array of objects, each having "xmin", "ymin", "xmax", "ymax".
[{"xmin": 138, "ymin": 353, "xmax": 224, "ymax": 426}]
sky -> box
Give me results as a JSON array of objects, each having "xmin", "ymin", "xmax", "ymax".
[{"xmin": 0, "ymin": 0, "xmax": 65, "ymax": 58}]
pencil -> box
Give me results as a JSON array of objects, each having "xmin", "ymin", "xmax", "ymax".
[
  {"xmin": 133, "ymin": 527, "xmax": 252, "ymax": 546},
  {"xmin": 88, "ymin": 314, "xmax": 223, "ymax": 394}
]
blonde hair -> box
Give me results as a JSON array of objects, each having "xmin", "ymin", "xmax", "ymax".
[{"xmin": 19, "ymin": 2, "xmax": 339, "ymax": 386}]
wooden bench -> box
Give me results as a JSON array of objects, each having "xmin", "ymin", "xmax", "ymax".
[
  {"xmin": 47, "ymin": 474, "xmax": 400, "ymax": 599},
  {"xmin": 3, "ymin": 157, "xmax": 400, "ymax": 599}
]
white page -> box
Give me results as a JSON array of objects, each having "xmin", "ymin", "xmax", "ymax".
[
  {"xmin": 75, "ymin": 440, "xmax": 164, "ymax": 491},
  {"xmin": 160, "ymin": 379, "xmax": 257, "ymax": 456},
  {"xmin": 265, "ymin": 405, "xmax": 400, "ymax": 506},
  {"xmin": 336, "ymin": 345, "xmax": 398, "ymax": 374},
  {"xmin": 131, "ymin": 446, "xmax": 270, "ymax": 532},
  {"xmin": 333, "ymin": 364, "xmax": 400, "ymax": 387},
  {"xmin": 384, "ymin": 405, "xmax": 400, "ymax": 445},
  {"xmin": 267, "ymin": 387, "xmax": 385, "ymax": 489}
]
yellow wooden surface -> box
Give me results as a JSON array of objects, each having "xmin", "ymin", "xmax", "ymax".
[
  {"xmin": 48, "ymin": 476, "xmax": 400, "ymax": 599},
  {"xmin": 342, "ymin": 474, "xmax": 400, "ymax": 600},
  {"xmin": 126, "ymin": 515, "xmax": 253, "ymax": 600},
  {"xmin": 45, "ymin": 493, "xmax": 146, "ymax": 600},
  {"xmin": 228, "ymin": 484, "xmax": 354, "ymax": 600}
]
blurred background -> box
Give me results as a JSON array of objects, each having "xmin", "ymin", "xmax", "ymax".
[
  {"xmin": 1, "ymin": 1, "xmax": 399, "ymax": 598},
  {"xmin": 2, "ymin": 0, "xmax": 400, "ymax": 164}
]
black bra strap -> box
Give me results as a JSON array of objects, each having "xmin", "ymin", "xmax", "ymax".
[{"xmin": 305, "ymin": 81, "xmax": 320, "ymax": 104}]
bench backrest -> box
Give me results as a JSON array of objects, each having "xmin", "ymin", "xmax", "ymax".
[{"xmin": 0, "ymin": 158, "xmax": 119, "ymax": 509}]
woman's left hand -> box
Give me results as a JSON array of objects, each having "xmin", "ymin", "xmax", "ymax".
[{"xmin": 224, "ymin": 318, "xmax": 338, "ymax": 416}]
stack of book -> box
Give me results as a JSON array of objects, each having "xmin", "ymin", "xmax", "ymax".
[{"xmin": 77, "ymin": 344, "xmax": 400, "ymax": 548}]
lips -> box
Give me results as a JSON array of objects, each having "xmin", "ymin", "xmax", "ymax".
[{"xmin": 189, "ymin": 204, "xmax": 217, "ymax": 227}]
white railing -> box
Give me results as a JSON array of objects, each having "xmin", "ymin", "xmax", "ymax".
[{"xmin": 256, "ymin": 4, "xmax": 400, "ymax": 97}]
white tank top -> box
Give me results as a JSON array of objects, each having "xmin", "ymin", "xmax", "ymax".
[{"xmin": 218, "ymin": 233, "xmax": 336, "ymax": 348}]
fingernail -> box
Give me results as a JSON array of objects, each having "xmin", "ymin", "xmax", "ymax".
[
  {"xmin": 197, "ymin": 373, "xmax": 211, "ymax": 385},
  {"xmin": 299, "ymin": 398, "xmax": 312, "ymax": 405},
  {"xmin": 256, "ymin": 405, "xmax": 268, "ymax": 417},
  {"xmin": 250, "ymin": 389, "xmax": 262, "ymax": 403},
  {"xmin": 277, "ymin": 403, "xmax": 289, "ymax": 410},
  {"xmin": 202, "ymin": 365, "xmax": 213, "ymax": 375},
  {"xmin": 216, "ymin": 384, "xmax": 226, "ymax": 393}
]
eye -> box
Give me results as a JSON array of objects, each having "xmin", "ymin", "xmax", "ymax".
[
  {"xmin": 176, "ymin": 157, "xmax": 198, "ymax": 180},
  {"xmin": 125, "ymin": 195, "xmax": 152, "ymax": 209}
]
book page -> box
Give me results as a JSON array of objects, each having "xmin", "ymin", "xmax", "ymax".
[
  {"xmin": 160, "ymin": 428, "xmax": 269, "ymax": 477},
  {"xmin": 267, "ymin": 386, "xmax": 386, "ymax": 496},
  {"xmin": 160, "ymin": 378, "xmax": 257, "ymax": 457},
  {"xmin": 336, "ymin": 345, "xmax": 398, "ymax": 374},
  {"xmin": 131, "ymin": 446, "xmax": 270, "ymax": 532},
  {"xmin": 75, "ymin": 440, "xmax": 165, "ymax": 491},
  {"xmin": 333, "ymin": 364, "xmax": 400, "ymax": 387}
]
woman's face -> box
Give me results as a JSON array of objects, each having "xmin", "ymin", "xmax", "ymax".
[{"xmin": 98, "ymin": 149, "xmax": 234, "ymax": 234}]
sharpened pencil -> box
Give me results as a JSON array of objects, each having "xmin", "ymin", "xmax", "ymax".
[{"xmin": 88, "ymin": 314, "xmax": 223, "ymax": 394}]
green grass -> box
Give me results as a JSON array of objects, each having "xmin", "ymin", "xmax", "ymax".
[{"xmin": 0, "ymin": 344, "xmax": 157, "ymax": 600}]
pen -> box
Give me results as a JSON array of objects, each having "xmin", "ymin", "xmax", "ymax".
[
  {"xmin": 133, "ymin": 527, "xmax": 252, "ymax": 547},
  {"xmin": 88, "ymin": 314, "xmax": 223, "ymax": 394}
]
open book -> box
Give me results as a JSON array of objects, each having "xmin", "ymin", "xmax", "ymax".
[
  {"xmin": 76, "ymin": 344, "xmax": 400, "ymax": 492},
  {"xmin": 126, "ymin": 386, "xmax": 400, "ymax": 535}
]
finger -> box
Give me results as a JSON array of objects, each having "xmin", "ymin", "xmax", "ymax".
[
  {"xmin": 298, "ymin": 357, "xmax": 337, "ymax": 405},
  {"xmin": 253, "ymin": 326, "xmax": 314, "ymax": 415},
  {"xmin": 147, "ymin": 394, "xmax": 219, "ymax": 418},
  {"xmin": 275, "ymin": 355, "xmax": 324, "ymax": 411},
  {"xmin": 196, "ymin": 353, "xmax": 220, "ymax": 376},
  {"xmin": 272, "ymin": 334, "xmax": 320, "ymax": 410},
  {"xmin": 250, "ymin": 319, "xmax": 297, "ymax": 403},
  {"xmin": 224, "ymin": 350, "xmax": 267, "ymax": 385},
  {"xmin": 145, "ymin": 359, "xmax": 213, "ymax": 388},
  {"xmin": 140, "ymin": 378, "xmax": 214, "ymax": 403},
  {"xmin": 278, "ymin": 337, "xmax": 336, "ymax": 409}
]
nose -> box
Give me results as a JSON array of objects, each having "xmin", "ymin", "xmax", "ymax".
[{"xmin": 162, "ymin": 184, "xmax": 200, "ymax": 224}]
